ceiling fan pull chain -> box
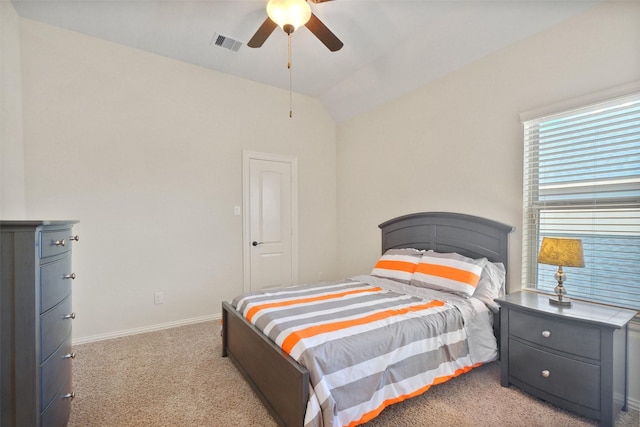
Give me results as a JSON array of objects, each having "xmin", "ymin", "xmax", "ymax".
[
  {"xmin": 288, "ymin": 33, "xmax": 293, "ymax": 118},
  {"xmin": 287, "ymin": 32, "xmax": 292, "ymax": 70}
]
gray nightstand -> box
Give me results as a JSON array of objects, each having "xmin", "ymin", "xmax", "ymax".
[{"xmin": 495, "ymin": 291, "xmax": 636, "ymax": 427}]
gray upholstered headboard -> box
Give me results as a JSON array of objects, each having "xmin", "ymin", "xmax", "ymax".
[{"xmin": 379, "ymin": 211, "xmax": 515, "ymax": 273}]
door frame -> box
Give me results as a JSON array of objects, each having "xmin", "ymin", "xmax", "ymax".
[{"xmin": 242, "ymin": 150, "xmax": 298, "ymax": 293}]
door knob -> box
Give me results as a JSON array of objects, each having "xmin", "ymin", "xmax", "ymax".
[{"xmin": 252, "ymin": 241, "xmax": 263, "ymax": 246}]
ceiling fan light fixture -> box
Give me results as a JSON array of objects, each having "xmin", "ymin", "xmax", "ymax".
[{"xmin": 266, "ymin": 0, "xmax": 312, "ymax": 34}]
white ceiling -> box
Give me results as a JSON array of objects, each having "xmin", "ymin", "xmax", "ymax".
[{"xmin": 11, "ymin": 0, "xmax": 600, "ymax": 123}]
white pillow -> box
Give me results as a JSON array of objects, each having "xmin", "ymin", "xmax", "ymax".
[
  {"xmin": 371, "ymin": 248, "xmax": 423, "ymax": 284},
  {"xmin": 410, "ymin": 251, "xmax": 486, "ymax": 298},
  {"xmin": 473, "ymin": 261, "xmax": 506, "ymax": 308}
]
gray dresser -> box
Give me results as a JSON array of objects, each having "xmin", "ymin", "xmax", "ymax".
[
  {"xmin": 1, "ymin": 221, "xmax": 79, "ymax": 427},
  {"xmin": 496, "ymin": 291, "xmax": 636, "ymax": 427}
]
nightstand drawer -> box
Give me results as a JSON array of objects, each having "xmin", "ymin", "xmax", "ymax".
[
  {"xmin": 509, "ymin": 309, "xmax": 600, "ymax": 360},
  {"xmin": 509, "ymin": 338, "xmax": 600, "ymax": 410}
]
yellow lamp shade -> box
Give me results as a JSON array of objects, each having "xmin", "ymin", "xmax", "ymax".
[{"xmin": 538, "ymin": 237, "xmax": 584, "ymax": 268}]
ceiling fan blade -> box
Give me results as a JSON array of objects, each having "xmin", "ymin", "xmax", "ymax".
[
  {"xmin": 309, "ymin": 0, "xmax": 335, "ymax": 3},
  {"xmin": 247, "ymin": 18, "xmax": 277, "ymax": 48},
  {"xmin": 305, "ymin": 13, "xmax": 343, "ymax": 52}
]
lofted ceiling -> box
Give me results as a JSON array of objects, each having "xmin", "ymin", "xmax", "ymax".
[{"xmin": 11, "ymin": 0, "xmax": 600, "ymax": 123}]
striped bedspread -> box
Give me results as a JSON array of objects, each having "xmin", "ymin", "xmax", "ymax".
[{"xmin": 232, "ymin": 279, "xmax": 479, "ymax": 427}]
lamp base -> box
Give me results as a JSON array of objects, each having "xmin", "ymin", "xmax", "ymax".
[{"xmin": 549, "ymin": 295, "xmax": 572, "ymax": 307}]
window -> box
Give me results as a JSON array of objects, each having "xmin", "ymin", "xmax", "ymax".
[{"xmin": 522, "ymin": 92, "xmax": 640, "ymax": 310}]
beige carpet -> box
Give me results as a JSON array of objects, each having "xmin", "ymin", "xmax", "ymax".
[{"xmin": 68, "ymin": 321, "xmax": 639, "ymax": 427}]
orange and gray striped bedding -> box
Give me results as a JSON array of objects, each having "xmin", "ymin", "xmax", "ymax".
[{"xmin": 232, "ymin": 279, "xmax": 486, "ymax": 427}]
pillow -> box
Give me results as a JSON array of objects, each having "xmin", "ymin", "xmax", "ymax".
[
  {"xmin": 410, "ymin": 251, "xmax": 486, "ymax": 297},
  {"xmin": 371, "ymin": 248, "xmax": 423, "ymax": 283},
  {"xmin": 472, "ymin": 261, "xmax": 506, "ymax": 308}
]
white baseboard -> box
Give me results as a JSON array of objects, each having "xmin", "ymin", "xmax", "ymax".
[
  {"xmin": 616, "ymin": 391, "xmax": 640, "ymax": 412},
  {"xmin": 628, "ymin": 396, "xmax": 640, "ymax": 412},
  {"xmin": 72, "ymin": 313, "xmax": 221, "ymax": 345}
]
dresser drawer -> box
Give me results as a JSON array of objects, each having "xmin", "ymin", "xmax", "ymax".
[
  {"xmin": 41, "ymin": 378, "xmax": 73, "ymax": 427},
  {"xmin": 509, "ymin": 338, "xmax": 600, "ymax": 410},
  {"xmin": 40, "ymin": 229, "xmax": 72, "ymax": 258},
  {"xmin": 40, "ymin": 255, "xmax": 73, "ymax": 314},
  {"xmin": 41, "ymin": 296, "xmax": 74, "ymax": 362},
  {"xmin": 509, "ymin": 309, "xmax": 600, "ymax": 360},
  {"xmin": 41, "ymin": 334, "xmax": 73, "ymax": 411}
]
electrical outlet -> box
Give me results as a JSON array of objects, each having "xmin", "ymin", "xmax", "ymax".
[{"xmin": 154, "ymin": 291, "xmax": 164, "ymax": 305}]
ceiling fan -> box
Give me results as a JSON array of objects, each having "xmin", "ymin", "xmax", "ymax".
[{"xmin": 247, "ymin": 0, "xmax": 343, "ymax": 52}]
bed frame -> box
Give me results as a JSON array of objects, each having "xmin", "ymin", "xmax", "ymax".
[{"xmin": 222, "ymin": 212, "xmax": 514, "ymax": 427}]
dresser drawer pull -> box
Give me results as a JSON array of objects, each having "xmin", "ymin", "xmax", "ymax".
[
  {"xmin": 541, "ymin": 330, "xmax": 551, "ymax": 338},
  {"xmin": 62, "ymin": 392, "xmax": 75, "ymax": 400},
  {"xmin": 64, "ymin": 273, "xmax": 76, "ymax": 280},
  {"xmin": 62, "ymin": 352, "xmax": 76, "ymax": 360},
  {"xmin": 541, "ymin": 370, "xmax": 550, "ymax": 378},
  {"xmin": 70, "ymin": 235, "xmax": 79, "ymax": 242},
  {"xmin": 54, "ymin": 239, "xmax": 66, "ymax": 247},
  {"xmin": 62, "ymin": 312, "xmax": 76, "ymax": 320}
]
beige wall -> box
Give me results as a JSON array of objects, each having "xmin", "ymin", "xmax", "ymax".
[
  {"xmin": 336, "ymin": 1, "xmax": 640, "ymax": 287},
  {"xmin": 0, "ymin": 2, "xmax": 26, "ymax": 218},
  {"xmin": 17, "ymin": 17, "xmax": 337, "ymax": 341},
  {"xmin": 336, "ymin": 1, "xmax": 639, "ymax": 407}
]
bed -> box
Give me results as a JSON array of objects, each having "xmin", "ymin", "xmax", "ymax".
[{"xmin": 222, "ymin": 212, "xmax": 514, "ymax": 427}]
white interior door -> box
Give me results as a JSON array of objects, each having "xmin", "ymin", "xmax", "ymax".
[{"xmin": 243, "ymin": 151, "xmax": 297, "ymax": 292}]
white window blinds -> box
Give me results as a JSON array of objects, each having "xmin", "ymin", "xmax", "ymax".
[{"xmin": 522, "ymin": 92, "xmax": 640, "ymax": 310}]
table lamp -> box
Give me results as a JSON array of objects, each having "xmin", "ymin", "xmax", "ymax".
[{"xmin": 537, "ymin": 237, "xmax": 584, "ymax": 307}]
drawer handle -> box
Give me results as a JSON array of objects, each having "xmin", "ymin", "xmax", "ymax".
[
  {"xmin": 62, "ymin": 352, "xmax": 76, "ymax": 360},
  {"xmin": 62, "ymin": 391, "xmax": 75, "ymax": 400},
  {"xmin": 70, "ymin": 235, "xmax": 79, "ymax": 242},
  {"xmin": 54, "ymin": 239, "xmax": 66, "ymax": 247},
  {"xmin": 62, "ymin": 312, "xmax": 76, "ymax": 320},
  {"xmin": 64, "ymin": 273, "xmax": 76, "ymax": 280},
  {"xmin": 541, "ymin": 370, "xmax": 550, "ymax": 378},
  {"xmin": 541, "ymin": 330, "xmax": 551, "ymax": 338}
]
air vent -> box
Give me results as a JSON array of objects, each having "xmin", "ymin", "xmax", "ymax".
[{"xmin": 211, "ymin": 33, "xmax": 242, "ymax": 52}]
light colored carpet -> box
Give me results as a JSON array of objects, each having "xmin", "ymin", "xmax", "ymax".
[{"xmin": 68, "ymin": 321, "xmax": 639, "ymax": 427}]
